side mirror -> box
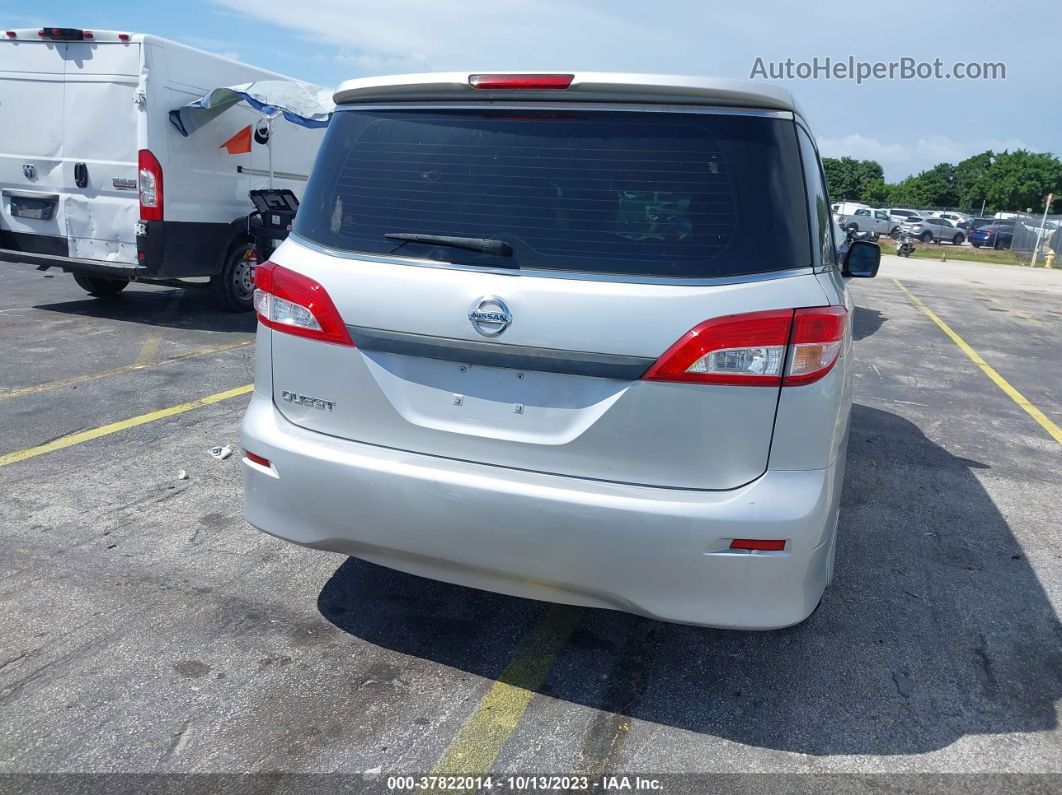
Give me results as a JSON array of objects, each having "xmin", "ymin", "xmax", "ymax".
[{"xmin": 843, "ymin": 239, "xmax": 880, "ymax": 278}]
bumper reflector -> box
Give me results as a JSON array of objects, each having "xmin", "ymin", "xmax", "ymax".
[
  {"xmin": 730, "ymin": 539, "xmax": 786, "ymax": 551},
  {"xmin": 245, "ymin": 451, "xmax": 271, "ymax": 468}
]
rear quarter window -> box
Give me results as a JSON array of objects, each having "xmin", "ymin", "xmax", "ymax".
[{"xmin": 296, "ymin": 109, "xmax": 811, "ymax": 279}]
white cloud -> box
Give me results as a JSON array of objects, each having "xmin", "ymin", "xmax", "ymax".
[{"xmin": 210, "ymin": 0, "xmax": 680, "ymax": 73}]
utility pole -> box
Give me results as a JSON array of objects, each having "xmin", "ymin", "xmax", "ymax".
[{"xmin": 1030, "ymin": 193, "xmax": 1053, "ymax": 268}]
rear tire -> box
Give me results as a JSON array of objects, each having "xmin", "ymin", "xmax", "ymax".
[
  {"xmin": 971, "ymin": 242, "xmax": 981, "ymax": 248},
  {"xmin": 890, "ymin": 226, "xmax": 901, "ymax": 239},
  {"xmin": 211, "ymin": 240, "xmax": 256, "ymax": 312},
  {"xmin": 952, "ymin": 233, "xmax": 964, "ymax": 245},
  {"xmin": 73, "ymin": 274, "xmax": 129, "ymax": 297},
  {"xmin": 920, "ymin": 231, "xmax": 933, "ymax": 243}
]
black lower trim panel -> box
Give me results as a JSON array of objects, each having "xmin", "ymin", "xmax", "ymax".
[
  {"xmin": 0, "ymin": 230, "xmax": 68, "ymax": 258},
  {"xmin": 347, "ymin": 324, "xmax": 655, "ymax": 380},
  {"xmin": 137, "ymin": 219, "xmax": 238, "ymax": 278}
]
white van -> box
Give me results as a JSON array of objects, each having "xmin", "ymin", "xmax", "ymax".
[
  {"xmin": 830, "ymin": 201, "xmax": 870, "ymax": 217},
  {"xmin": 0, "ymin": 28, "xmax": 325, "ymax": 309}
]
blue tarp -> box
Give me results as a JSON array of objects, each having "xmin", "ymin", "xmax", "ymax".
[{"xmin": 169, "ymin": 80, "xmax": 334, "ymax": 137}]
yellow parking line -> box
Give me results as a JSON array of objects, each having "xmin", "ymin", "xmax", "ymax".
[
  {"xmin": 894, "ymin": 278, "xmax": 1062, "ymax": 445},
  {"xmin": 0, "ymin": 384, "xmax": 253, "ymax": 468},
  {"xmin": 134, "ymin": 292, "xmax": 184, "ymax": 366},
  {"xmin": 0, "ymin": 340, "xmax": 252, "ymax": 402},
  {"xmin": 430, "ymin": 605, "xmax": 582, "ymax": 778}
]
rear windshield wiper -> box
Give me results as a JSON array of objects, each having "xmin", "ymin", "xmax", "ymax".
[{"xmin": 385, "ymin": 232, "xmax": 513, "ymax": 258}]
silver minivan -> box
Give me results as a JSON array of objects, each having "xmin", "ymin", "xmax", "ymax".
[{"xmin": 241, "ymin": 73, "xmax": 880, "ymax": 629}]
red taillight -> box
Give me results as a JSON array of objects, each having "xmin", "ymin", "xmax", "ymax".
[
  {"xmin": 730, "ymin": 539, "xmax": 786, "ymax": 551},
  {"xmin": 784, "ymin": 306, "xmax": 846, "ymax": 386},
  {"xmin": 469, "ymin": 73, "xmax": 574, "ymax": 90},
  {"xmin": 137, "ymin": 149, "xmax": 163, "ymax": 222},
  {"xmin": 244, "ymin": 451, "xmax": 271, "ymax": 468},
  {"xmin": 5, "ymin": 31, "xmax": 15, "ymax": 38},
  {"xmin": 82, "ymin": 30, "xmax": 93, "ymax": 40},
  {"xmin": 643, "ymin": 307, "xmax": 846, "ymax": 388},
  {"xmin": 118, "ymin": 33, "xmax": 131, "ymax": 42},
  {"xmin": 253, "ymin": 261, "xmax": 354, "ymax": 347},
  {"xmin": 642, "ymin": 310, "xmax": 793, "ymax": 386}
]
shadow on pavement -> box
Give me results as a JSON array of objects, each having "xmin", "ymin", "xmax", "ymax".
[
  {"xmin": 317, "ymin": 403, "xmax": 1062, "ymax": 755},
  {"xmin": 33, "ymin": 288, "xmax": 256, "ymax": 334},
  {"xmin": 853, "ymin": 305, "xmax": 886, "ymax": 341}
]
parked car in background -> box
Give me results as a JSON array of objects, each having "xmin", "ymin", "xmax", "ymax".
[
  {"xmin": 836, "ymin": 207, "xmax": 894, "ymax": 239},
  {"xmin": 830, "ymin": 200, "xmax": 871, "ymax": 216},
  {"xmin": 887, "ymin": 208, "xmax": 921, "ymax": 228},
  {"xmin": 242, "ymin": 72, "xmax": 881, "ymax": 630},
  {"xmin": 928, "ymin": 211, "xmax": 973, "ymax": 230},
  {"xmin": 901, "ymin": 216, "xmax": 966, "ymax": 244},
  {"xmin": 969, "ymin": 222, "xmax": 1015, "ymax": 249}
]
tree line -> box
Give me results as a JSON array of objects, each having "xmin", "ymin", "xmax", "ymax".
[{"xmin": 822, "ymin": 150, "xmax": 1062, "ymax": 214}]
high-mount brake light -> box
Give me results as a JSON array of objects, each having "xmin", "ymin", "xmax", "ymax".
[
  {"xmin": 38, "ymin": 28, "xmax": 85, "ymax": 41},
  {"xmin": 253, "ymin": 261, "xmax": 354, "ymax": 347},
  {"xmin": 137, "ymin": 149, "xmax": 163, "ymax": 222},
  {"xmin": 469, "ymin": 73, "xmax": 574, "ymax": 90},
  {"xmin": 643, "ymin": 306, "xmax": 847, "ymax": 388}
]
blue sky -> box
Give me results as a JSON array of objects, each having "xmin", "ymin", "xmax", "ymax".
[{"xmin": 4, "ymin": 0, "xmax": 1056, "ymax": 180}]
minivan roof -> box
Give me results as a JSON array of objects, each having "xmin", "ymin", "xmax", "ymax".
[{"xmin": 333, "ymin": 72, "xmax": 802, "ymax": 116}]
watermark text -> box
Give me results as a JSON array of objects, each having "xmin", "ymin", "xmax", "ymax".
[{"xmin": 750, "ymin": 56, "xmax": 1006, "ymax": 83}]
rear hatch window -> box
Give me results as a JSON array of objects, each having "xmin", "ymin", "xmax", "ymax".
[{"xmin": 296, "ymin": 108, "xmax": 811, "ymax": 278}]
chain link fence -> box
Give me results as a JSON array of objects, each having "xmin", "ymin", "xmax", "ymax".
[{"xmin": 1007, "ymin": 212, "xmax": 1061, "ymax": 262}]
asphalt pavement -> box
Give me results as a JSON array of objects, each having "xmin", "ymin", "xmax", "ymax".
[{"xmin": 0, "ymin": 257, "xmax": 1059, "ymax": 787}]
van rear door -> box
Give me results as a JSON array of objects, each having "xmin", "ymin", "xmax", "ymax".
[
  {"xmin": 0, "ymin": 33, "xmax": 140, "ymax": 262},
  {"xmin": 267, "ymin": 106, "xmax": 831, "ymax": 490}
]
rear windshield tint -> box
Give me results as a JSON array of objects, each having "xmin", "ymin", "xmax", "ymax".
[{"xmin": 296, "ymin": 109, "xmax": 811, "ymax": 278}]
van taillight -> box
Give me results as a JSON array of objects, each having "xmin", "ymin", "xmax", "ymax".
[
  {"xmin": 642, "ymin": 307, "xmax": 846, "ymax": 387},
  {"xmin": 137, "ymin": 149, "xmax": 163, "ymax": 222},
  {"xmin": 253, "ymin": 261, "xmax": 354, "ymax": 347}
]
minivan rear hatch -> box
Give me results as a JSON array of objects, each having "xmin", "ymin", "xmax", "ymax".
[{"xmin": 267, "ymin": 100, "xmax": 828, "ymax": 490}]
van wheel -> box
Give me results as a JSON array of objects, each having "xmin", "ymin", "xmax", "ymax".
[
  {"xmin": 73, "ymin": 274, "xmax": 129, "ymax": 297},
  {"xmin": 212, "ymin": 241, "xmax": 256, "ymax": 312}
]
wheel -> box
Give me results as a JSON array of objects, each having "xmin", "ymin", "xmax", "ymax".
[
  {"xmin": 873, "ymin": 232, "xmax": 881, "ymax": 241},
  {"xmin": 993, "ymin": 238, "xmax": 1002, "ymax": 250},
  {"xmin": 73, "ymin": 273, "xmax": 129, "ymax": 297},
  {"xmin": 952, "ymin": 234, "xmax": 964, "ymax": 245},
  {"xmin": 890, "ymin": 226, "xmax": 901, "ymax": 239},
  {"xmin": 920, "ymin": 231, "xmax": 933, "ymax": 243},
  {"xmin": 971, "ymin": 242, "xmax": 981, "ymax": 248},
  {"xmin": 211, "ymin": 240, "xmax": 256, "ymax": 312}
]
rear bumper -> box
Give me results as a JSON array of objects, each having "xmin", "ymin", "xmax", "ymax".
[
  {"xmin": 0, "ymin": 245, "xmax": 147, "ymax": 279},
  {"xmin": 241, "ymin": 393, "xmax": 843, "ymax": 629}
]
